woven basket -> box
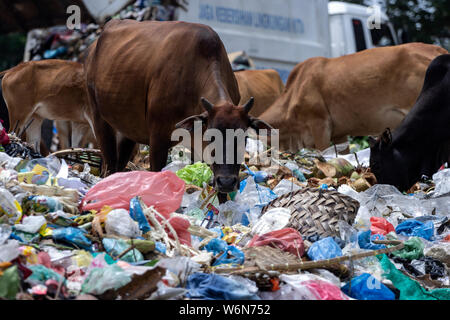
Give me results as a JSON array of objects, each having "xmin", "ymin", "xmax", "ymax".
[
  {"xmin": 51, "ymin": 148, "xmax": 103, "ymax": 174},
  {"xmin": 261, "ymin": 188, "xmax": 359, "ymax": 238}
]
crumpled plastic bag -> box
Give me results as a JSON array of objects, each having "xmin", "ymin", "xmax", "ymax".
[
  {"xmin": 104, "ymin": 209, "xmax": 141, "ymax": 239},
  {"xmin": 370, "ymin": 217, "xmax": 395, "ymax": 236},
  {"xmin": 0, "ymin": 240, "xmax": 21, "ymax": 262},
  {"xmin": 272, "ymin": 179, "xmax": 302, "ymax": 197},
  {"xmin": 205, "ymin": 238, "xmax": 228, "ymax": 255},
  {"xmin": 129, "ymin": 196, "xmax": 151, "ymax": 234},
  {"xmin": 0, "ymin": 188, "xmax": 23, "ymax": 224},
  {"xmin": 82, "ymin": 171, "xmax": 185, "ymax": 218},
  {"xmin": 248, "ymin": 228, "xmax": 304, "ymax": 257},
  {"xmin": 176, "ymin": 162, "xmax": 212, "ymax": 187},
  {"xmin": 392, "ymin": 237, "xmax": 424, "ymax": 260},
  {"xmin": 341, "ymin": 273, "xmax": 395, "ymax": 300},
  {"xmin": 409, "ymin": 256, "xmax": 447, "ymax": 280},
  {"xmin": 213, "ymin": 245, "xmax": 245, "ymax": 267},
  {"xmin": 251, "ymin": 208, "xmax": 291, "ymax": 236},
  {"xmin": 102, "ymin": 238, "xmax": 144, "ymax": 263},
  {"xmin": 81, "ymin": 264, "xmax": 132, "ymax": 295},
  {"xmin": 186, "ymin": 273, "xmax": 260, "ymax": 300},
  {"xmin": 358, "ymin": 230, "xmax": 387, "ymax": 250},
  {"xmin": 0, "ymin": 265, "xmax": 20, "ymax": 300},
  {"xmin": 396, "ymin": 219, "xmax": 434, "ymax": 241},
  {"xmin": 52, "ymin": 227, "xmax": 92, "ymax": 251},
  {"xmin": 14, "ymin": 215, "xmax": 47, "ymax": 234},
  {"xmin": 432, "ymin": 169, "xmax": 450, "ymax": 197},
  {"xmin": 378, "ymin": 254, "xmax": 450, "ymax": 300},
  {"xmin": 424, "ymin": 242, "xmax": 450, "ymax": 266},
  {"xmin": 27, "ymin": 264, "xmax": 65, "ymax": 285},
  {"xmin": 0, "ymin": 224, "xmax": 12, "ymax": 245},
  {"xmin": 307, "ymin": 237, "xmax": 342, "ymax": 261}
]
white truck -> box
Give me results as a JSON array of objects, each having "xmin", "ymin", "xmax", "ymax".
[{"xmin": 176, "ymin": 0, "xmax": 399, "ymax": 82}]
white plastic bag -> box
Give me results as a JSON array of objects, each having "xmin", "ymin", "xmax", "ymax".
[
  {"xmin": 105, "ymin": 209, "xmax": 141, "ymax": 238},
  {"xmin": 251, "ymin": 207, "xmax": 291, "ymax": 235}
]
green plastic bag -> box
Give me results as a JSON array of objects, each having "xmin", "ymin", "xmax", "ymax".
[
  {"xmin": 28, "ymin": 265, "xmax": 65, "ymax": 284},
  {"xmin": 0, "ymin": 265, "xmax": 20, "ymax": 300},
  {"xmin": 378, "ymin": 254, "xmax": 450, "ymax": 300},
  {"xmin": 81, "ymin": 264, "xmax": 131, "ymax": 295},
  {"xmin": 176, "ymin": 162, "xmax": 212, "ymax": 187},
  {"xmin": 391, "ymin": 237, "xmax": 424, "ymax": 260}
]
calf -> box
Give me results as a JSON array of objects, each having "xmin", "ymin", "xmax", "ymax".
[{"xmin": 369, "ymin": 54, "xmax": 450, "ymax": 192}]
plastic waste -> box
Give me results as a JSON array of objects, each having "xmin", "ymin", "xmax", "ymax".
[
  {"xmin": 213, "ymin": 245, "xmax": 245, "ymax": 267},
  {"xmin": 0, "ymin": 265, "xmax": 20, "ymax": 299},
  {"xmin": 396, "ymin": 220, "xmax": 434, "ymax": 241},
  {"xmin": 432, "ymin": 169, "xmax": 450, "ymax": 197},
  {"xmin": 424, "ymin": 242, "xmax": 450, "ymax": 266},
  {"xmin": 0, "ymin": 188, "xmax": 23, "ymax": 224},
  {"xmin": 129, "ymin": 196, "xmax": 151, "ymax": 234},
  {"xmin": 82, "ymin": 171, "xmax": 185, "ymax": 218},
  {"xmin": 52, "ymin": 227, "xmax": 92, "ymax": 251},
  {"xmin": 157, "ymin": 257, "xmax": 202, "ymax": 284},
  {"xmin": 22, "ymin": 195, "xmax": 63, "ymax": 214},
  {"xmin": 205, "ymin": 238, "xmax": 228, "ymax": 255},
  {"xmin": 104, "ymin": 208, "xmax": 141, "ymax": 239},
  {"xmin": 235, "ymin": 176, "xmax": 278, "ymax": 210},
  {"xmin": 176, "ymin": 162, "xmax": 212, "ymax": 187},
  {"xmin": 218, "ymin": 201, "xmax": 249, "ymax": 227},
  {"xmin": 272, "ymin": 179, "xmax": 302, "ymax": 197},
  {"xmin": 409, "ymin": 257, "xmax": 447, "ymax": 280},
  {"xmin": 392, "ymin": 237, "xmax": 424, "ymax": 260},
  {"xmin": 81, "ymin": 264, "xmax": 131, "ymax": 295},
  {"xmin": 27, "ymin": 264, "xmax": 65, "ymax": 284},
  {"xmin": 0, "ymin": 224, "xmax": 12, "ymax": 245},
  {"xmin": 248, "ymin": 228, "xmax": 305, "ymax": 257},
  {"xmin": 251, "ymin": 207, "xmax": 291, "ymax": 236},
  {"xmin": 14, "ymin": 215, "xmax": 46, "ymax": 234},
  {"xmin": 370, "ymin": 217, "xmax": 395, "ymax": 236},
  {"xmin": 186, "ymin": 273, "xmax": 260, "ymax": 300},
  {"xmin": 341, "ymin": 273, "xmax": 395, "ymax": 300},
  {"xmin": 358, "ymin": 230, "xmax": 387, "ymax": 250},
  {"xmin": 0, "ymin": 240, "xmax": 20, "ymax": 262},
  {"xmin": 162, "ymin": 160, "xmax": 189, "ymax": 173},
  {"xmin": 102, "ymin": 238, "xmax": 144, "ymax": 263},
  {"xmin": 307, "ymin": 237, "xmax": 342, "ymax": 261},
  {"xmin": 378, "ymin": 254, "xmax": 450, "ymax": 300},
  {"xmin": 0, "ymin": 152, "xmax": 22, "ymax": 170}
]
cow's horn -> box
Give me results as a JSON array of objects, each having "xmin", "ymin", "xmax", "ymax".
[
  {"xmin": 201, "ymin": 97, "xmax": 214, "ymax": 112},
  {"xmin": 243, "ymin": 97, "xmax": 254, "ymax": 113}
]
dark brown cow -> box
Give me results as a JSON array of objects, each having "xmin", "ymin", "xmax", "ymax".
[{"xmin": 84, "ymin": 19, "xmax": 272, "ymax": 198}]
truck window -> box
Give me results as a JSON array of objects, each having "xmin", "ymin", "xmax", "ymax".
[
  {"xmin": 370, "ymin": 23, "xmax": 395, "ymax": 47},
  {"xmin": 352, "ymin": 19, "xmax": 367, "ymax": 52}
]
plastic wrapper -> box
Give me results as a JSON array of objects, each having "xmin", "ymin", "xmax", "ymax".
[
  {"xmin": 432, "ymin": 169, "xmax": 450, "ymax": 197},
  {"xmin": 22, "ymin": 195, "xmax": 63, "ymax": 214},
  {"xmin": 218, "ymin": 201, "xmax": 249, "ymax": 227},
  {"xmin": 370, "ymin": 217, "xmax": 395, "ymax": 236},
  {"xmin": 307, "ymin": 237, "xmax": 342, "ymax": 261},
  {"xmin": 235, "ymin": 176, "xmax": 278, "ymax": 211},
  {"xmin": 0, "ymin": 188, "xmax": 23, "ymax": 224},
  {"xmin": 129, "ymin": 196, "xmax": 151, "ymax": 234},
  {"xmin": 272, "ymin": 179, "xmax": 302, "ymax": 197},
  {"xmin": 378, "ymin": 254, "xmax": 450, "ymax": 300},
  {"xmin": 148, "ymin": 281, "xmax": 187, "ymax": 300},
  {"xmin": 20, "ymin": 156, "xmax": 61, "ymax": 176},
  {"xmin": 14, "ymin": 215, "xmax": 47, "ymax": 234},
  {"xmin": 358, "ymin": 230, "xmax": 387, "ymax": 250},
  {"xmin": 213, "ymin": 245, "xmax": 245, "ymax": 266},
  {"xmin": 82, "ymin": 171, "xmax": 185, "ymax": 218},
  {"xmin": 162, "ymin": 160, "xmax": 190, "ymax": 173},
  {"xmin": 0, "ymin": 224, "xmax": 12, "ymax": 245},
  {"xmin": 395, "ymin": 219, "xmax": 434, "ymax": 241},
  {"xmin": 0, "ymin": 152, "xmax": 22, "ymax": 170},
  {"xmin": 251, "ymin": 207, "xmax": 291, "ymax": 236},
  {"xmin": 0, "ymin": 240, "xmax": 20, "ymax": 262},
  {"xmin": 105, "ymin": 208, "xmax": 141, "ymax": 239},
  {"xmin": 248, "ymin": 228, "xmax": 305, "ymax": 257},
  {"xmin": 0, "ymin": 265, "xmax": 20, "ymax": 300},
  {"xmin": 52, "ymin": 227, "xmax": 92, "ymax": 251},
  {"xmin": 175, "ymin": 162, "xmax": 212, "ymax": 188},
  {"xmin": 424, "ymin": 242, "xmax": 450, "ymax": 266},
  {"xmin": 156, "ymin": 257, "xmax": 201, "ymax": 284},
  {"xmin": 392, "ymin": 237, "xmax": 424, "ymax": 260},
  {"xmin": 186, "ymin": 273, "xmax": 260, "ymax": 300},
  {"xmin": 102, "ymin": 238, "xmax": 144, "ymax": 263},
  {"xmin": 341, "ymin": 273, "xmax": 395, "ymax": 300},
  {"xmin": 81, "ymin": 264, "xmax": 132, "ymax": 295}
]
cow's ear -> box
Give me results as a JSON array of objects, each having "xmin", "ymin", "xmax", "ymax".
[
  {"xmin": 380, "ymin": 128, "xmax": 392, "ymax": 145},
  {"xmin": 175, "ymin": 112, "xmax": 208, "ymax": 132},
  {"xmin": 249, "ymin": 117, "xmax": 276, "ymax": 135},
  {"xmin": 368, "ymin": 136, "xmax": 377, "ymax": 148}
]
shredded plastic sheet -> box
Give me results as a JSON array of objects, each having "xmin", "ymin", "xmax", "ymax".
[{"xmin": 378, "ymin": 254, "xmax": 450, "ymax": 300}]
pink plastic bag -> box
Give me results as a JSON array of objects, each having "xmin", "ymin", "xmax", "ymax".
[
  {"xmin": 247, "ymin": 228, "xmax": 305, "ymax": 257},
  {"xmin": 370, "ymin": 217, "xmax": 395, "ymax": 236},
  {"xmin": 302, "ymin": 280, "xmax": 350, "ymax": 300},
  {"xmin": 82, "ymin": 171, "xmax": 185, "ymax": 217}
]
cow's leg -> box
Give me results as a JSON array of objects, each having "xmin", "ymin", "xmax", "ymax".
[
  {"xmin": 25, "ymin": 116, "xmax": 43, "ymax": 153},
  {"xmin": 310, "ymin": 116, "xmax": 332, "ymax": 151},
  {"xmin": 71, "ymin": 122, "xmax": 90, "ymax": 148},
  {"xmin": 55, "ymin": 120, "xmax": 72, "ymax": 149},
  {"xmin": 93, "ymin": 114, "xmax": 118, "ymax": 175},
  {"xmin": 149, "ymin": 133, "xmax": 170, "ymax": 172},
  {"xmin": 116, "ymin": 133, "xmax": 137, "ymax": 172}
]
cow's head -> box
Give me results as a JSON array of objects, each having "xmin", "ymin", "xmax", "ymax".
[
  {"xmin": 176, "ymin": 97, "xmax": 274, "ymax": 194},
  {"xmin": 369, "ymin": 128, "xmax": 409, "ymax": 191}
]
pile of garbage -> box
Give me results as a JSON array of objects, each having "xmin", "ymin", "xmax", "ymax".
[
  {"xmin": 0, "ymin": 128, "xmax": 449, "ymax": 300},
  {"xmin": 25, "ymin": 0, "xmax": 185, "ymax": 62}
]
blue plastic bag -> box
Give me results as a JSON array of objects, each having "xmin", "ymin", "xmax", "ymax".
[
  {"xmin": 205, "ymin": 238, "xmax": 228, "ymax": 255},
  {"xmin": 395, "ymin": 219, "xmax": 434, "ymax": 240},
  {"xmin": 155, "ymin": 241, "xmax": 166, "ymax": 254},
  {"xmin": 358, "ymin": 230, "xmax": 387, "ymax": 250},
  {"xmin": 52, "ymin": 227, "xmax": 92, "ymax": 251},
  {"xmin": 307, "ymin": 237, "xmax": 343, "ymax": 261},
  {"xmin": 341, "ymin": 273, "xmax": 395, "ymax": 300},
  {"xmin": 186, "ymin": 273, "xmax": 260, "ymax": 300},
  {"xmin": 129, "ymin": 197, "xmax": 151, "ymax": 234},
  {"xmin": 213, "ymin": 245, "xmax": 245, "ymax": 266},
  {"xmin": 102, "ymin": 238, "xmax": 144, "ymax": 263}
]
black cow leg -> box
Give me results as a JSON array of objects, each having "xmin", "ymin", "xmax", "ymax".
[
  {"xmin": 149, "ymin": 136, "xmax": 170, "ymax": 172},
  {"xmin": 94, "ymin": 116, "xmax": 118, "ymax": 176},
  {"xmin": 116, "ymin": 134, "xmax": 137, "ymax": 172}
]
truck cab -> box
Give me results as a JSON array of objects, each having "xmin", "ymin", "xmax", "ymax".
[{"xmin": 328, "ymin": 1, "xmax": 399, "ymax": 57}]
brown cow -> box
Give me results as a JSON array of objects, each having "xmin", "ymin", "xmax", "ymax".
[
  {"xmin": 0, "ymin": 60, "xmax": 94, "ymax": 152},
  {"xmin": 234, "ymin": 69, "xmax": 285, "ymax": 117},
  {"xmin": 84, "ymin": 19, "xmax": 273, "ymax": 198},
  {"xmin": 259, "ymin": 43, "xmax": 448, "ymax": 152}
]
